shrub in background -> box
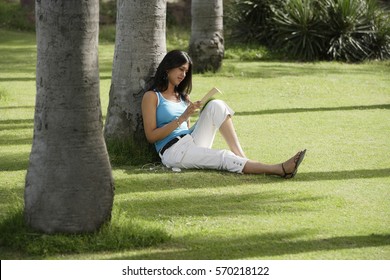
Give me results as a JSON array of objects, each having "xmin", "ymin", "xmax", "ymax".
[
  {"xmin": 225, "ymin": 0, "xmax": 287, "ymax": 46},
  {"xmin": 227, "ymin": 0, "xmax": 390, "ymax": 62},
  {"xmin": 323, "ymin": 0, "xmax": 390, "ymax": 61},
  {"xmin": 365, "ymin": 1, "xmax": 390, "ymax": 60},
  {"xmin": 100, "ymin": 0, "xmax": 116, "ymax": 25},
  {"xmin": 325, "ymin": 0, "xmax": 376, "ymax": 61},
  {"xmin": 0, "ymin": 0, "xmax": 34, "ymax": 31},
  {"xmin": 271, "ymin": 0, "xmax": 328, "ymax": 61}
]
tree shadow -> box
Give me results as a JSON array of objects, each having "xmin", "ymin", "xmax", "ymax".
[
  {"xmin": 0, "ymin": 41, "xmax": 36, "ymax": 75},
  {"xmin": 0, "ymin": 77, "xmax": 35, "ymax": 82},
  {"xmin": 113, "ymin": 167, "xmax": 390, "ymax": 194},
  {"xmin": 235, "ymin": 104, "xmax": 390, "ymax": 117},
  {"xmin": 0, "ymin": 107, "xmax": 34, "ymax": 111},
  {"xmin": 0, "ymin": 151, "xmax": 30, "ymax": 172},
  {"xmin": 0, "ymin": 185, "xmax": 24, "ymax": 214},
  {"xmin": 115, "ymin": 232, "xmax": 390, "ymax": 260},
  {"xmin": 116, "ymin": 187, "xmax": 326, "ymax": 219},
  {"xmin": 114, "ymin": 167, "xmax": 284, "ymax": 194},
  {"xmin": 0, "ymin": 208, "xmax": 170, "ymax": 258},
  {"xmin": 100, "ymin": 75, "xmax": 112, "ymax": 80},
  {"xmin": 111, "ymin": 165, "xmax": 390, "ymax": 259},
  {"xmin": 0, "ymin": 136, "xmax": 32, "ymax": 146},
  {"xmin": 0, "ymin": 118, "xmax": 34, "ymax": 132},
  {"xmin": 299, "ymin": 168, "xmax": 390, "ymax": 181},
  {"xmin": 220, "ymin": 61, "xmax": 390, "ymax": 80}
]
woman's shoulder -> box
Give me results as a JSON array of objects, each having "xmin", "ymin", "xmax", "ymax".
[
  {"xmin": 143, "ymin": 90, "xmax": 158, "ymax": 99},
  {"xmin": 142, "ymin": 90, "xmax": 159, "ymax": 107}
]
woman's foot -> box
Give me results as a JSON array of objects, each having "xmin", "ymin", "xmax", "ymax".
[{"xmin": 280, "ymin": 150, "xmax": 306, "ymax": 179}]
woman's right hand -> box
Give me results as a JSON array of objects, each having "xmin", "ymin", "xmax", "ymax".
[{"xmin": 182, "ymin": 100, "xmax": 202, "ymax": 119}]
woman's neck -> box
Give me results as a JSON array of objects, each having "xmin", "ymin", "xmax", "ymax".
[
  {"xmin": 165, "ymin": 83, "xmax": 176, "ymax": 94},
  {"xmin": 162, "ymin": 84, "xmax": 180, "ymax": 101}
]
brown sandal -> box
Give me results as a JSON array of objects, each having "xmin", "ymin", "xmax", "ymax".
[{"xmin": 281, "ymin": 149, "xmax": 306, "ymax": 179}]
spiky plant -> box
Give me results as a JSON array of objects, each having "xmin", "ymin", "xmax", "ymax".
[
  {"xmin": 225, "ymin": 0, "xmax": 286, "ymax": 45},
  {"xmin": 324, "ymin": 0, "xmax": 376, "ymax": 62},
  {"xmin": 271, "ymin": 0, "xmax": 328, "ymax": 60},
  {"xmin": 366, "ymin": 2, "xmax": 390, "ymax": 60}
]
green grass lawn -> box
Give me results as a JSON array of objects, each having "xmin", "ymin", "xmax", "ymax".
[{"xmin": 0, "ymin": 29, "xmax": 390, "ymax": 260}]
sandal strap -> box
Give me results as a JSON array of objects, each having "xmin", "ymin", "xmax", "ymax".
[
  {"xmin": 281, "ymin": 163, "xmax": 290, "ymax": 178},
  {"xmin": 281, "ymin": 149, "xmax": 306, "ymax": 179}
]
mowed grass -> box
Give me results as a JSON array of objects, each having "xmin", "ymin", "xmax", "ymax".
[{"xmin": 0, "ymin": 29, "xmax": 390, "ymax": 259}]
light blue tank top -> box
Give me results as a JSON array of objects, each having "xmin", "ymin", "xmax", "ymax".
[{"xmin": 154, "ymin": 90, "xmax": 191, "ymax": 152}]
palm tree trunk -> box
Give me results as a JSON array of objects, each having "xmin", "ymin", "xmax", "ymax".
[
  {"xmin": 25, "ymin": 0, "xmax": 114, "ymax": 233},
  {"xmin": 189, "ymin": 0, "xmax": 224, "ymax": 73},
  {"xmin": 104, "ymin": 0, "xmax": 166, "ymax": 145}
]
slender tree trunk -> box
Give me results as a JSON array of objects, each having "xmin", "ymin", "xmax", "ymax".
[
  {"xmin": 189, "ymin": 0, "xmax": 224, "ymax": 73},
  {"xmin": 104, "ymin": 0, "xmax": 166, "ymax": 145},
  {"xmin": 25, "ymin": 0, "xmax": 114, "ymax": 234}
]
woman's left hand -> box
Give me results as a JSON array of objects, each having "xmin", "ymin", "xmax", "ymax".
[{"xmin": 183, "ymin": 100, "xmax": 202, "ymax": 119}]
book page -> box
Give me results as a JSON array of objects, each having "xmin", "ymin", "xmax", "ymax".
[{"xmin": 200, "ymin": 87, "xmax": 222, "ymax": 104}]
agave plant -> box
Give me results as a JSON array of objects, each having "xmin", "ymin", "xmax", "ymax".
[
  {"xmin": 225, "ymin": 0, "xmax": 286, "ymax": 45},
  {"xmin": 366, "ymin": 2, "xmax": 390, "ymax": 60},
  {"xmin": 271, "ymin": 0, "xmax": 328, "ymax": 61},
  {"xmin": 227, "ymin": 0, "xmax": 390, "ymax": 62},
  {"xmin": 324, "ymin": 0, "xmax": 375, "ymax": 62}
]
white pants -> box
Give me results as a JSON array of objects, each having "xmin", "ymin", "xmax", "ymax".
[{"xmin": 161, "ymin": 100, "xmax": 249, "ymax": 173}]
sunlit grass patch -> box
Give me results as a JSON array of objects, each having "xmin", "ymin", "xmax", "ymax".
[{"xmin": 0, "ymin": 28, "xmax": 389, "ymax": 260}]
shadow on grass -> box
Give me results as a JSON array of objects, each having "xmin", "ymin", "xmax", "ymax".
[
  {"xmin": 0, "ymin": 39, "xmax": 36, "ymax": 76},
  {"xmin": 113, "ymin": 167, "xmax": 390, "ymax": 194},
  {"xmin": 235, "ymin": 104, "xmax": 390, "ymax": 116},
  {"xmin": 0, "ymin": 77, "xmax": 35, "ymax": 82},
  {"xmin": 0, "ymin": 118, "xmax": 34, "ymax": 131},
  {"xmin": 0, "ymin": 76, "xmax": 111, "ymax": 82},
  {"xmin": 299, "ymin": 169, "xmax": 390, "ymax": 181},
  {"xmin": 219, "ymin": 61, "xmax": 390, "ymax": 80},
  {"xmin": 0, "ymin": 136, "xmax": 32, "ymax": 146},
  {"xmin": 1, "ymin": 167, "xmax": 388, "ymax": 259},
  {"xmin": 116, "ymin": 187, "xmax": 326, "ymax": 219},
  {"xmin": 0, "ymin": 207, "xmax": 170, "ymax": 258},
  {"xmin": 100, "ymin": 75, "xmax": 112, "ymax": 80},
  {"xmin": 118, "ymin": 232, "xmax": 390, "ymax": 260},
  {"xmin": 0, "ymin": 151, "xmax": 30, "ymax": 171},
  {"xmin": 114, "ymin": 168, "xmax": 263, "ymax": 194},
  {"xmin": 0, "ymin": 118, "xmax": 33, "ymax": 122}
]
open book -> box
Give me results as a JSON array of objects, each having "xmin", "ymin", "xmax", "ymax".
[{"xmin": 200, "ymin": 87, "xmax": 222, "ymax": 105}]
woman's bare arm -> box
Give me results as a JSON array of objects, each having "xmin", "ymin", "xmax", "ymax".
[{"xmin": 141, "ymin": 91, "xmax": 201, "ymax": 143}]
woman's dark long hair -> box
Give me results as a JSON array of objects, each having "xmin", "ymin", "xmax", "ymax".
[{"xmin": 151, "ymin": 50, "xmax": 193, "ymax": 100}]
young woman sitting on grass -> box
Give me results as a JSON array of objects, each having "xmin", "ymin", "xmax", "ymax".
[{"xmin": 141, "ymin": 50, "xmax": 306, "ymax": 178}]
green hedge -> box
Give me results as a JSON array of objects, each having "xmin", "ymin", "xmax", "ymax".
[{"xmin": 0, "ymin": 0, "xmax": 34, "ymax": 31}]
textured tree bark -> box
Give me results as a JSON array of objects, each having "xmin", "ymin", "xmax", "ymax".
[
  {"xmin": 104, "ymin": 0, "xmax": 167, "ymax": 142},
  {"xmin": 189, "ymin": 0, "xmax": 224, "ymax": 73},
  {"xmin": 24, "ymin": 0, "xmax": 114, "ymax": 233}
]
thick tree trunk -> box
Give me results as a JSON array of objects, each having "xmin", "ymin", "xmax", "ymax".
[
  {"xmin": 104, "ymin": 0, "xmax": 167, "ymax": 143},
  {"xmin": 189, "ymin": 0, "xmax": 224, "ymax": 73},
  {"xmin": 24, "ymin": 0, "xmax": 114, "ymax": 233}
]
